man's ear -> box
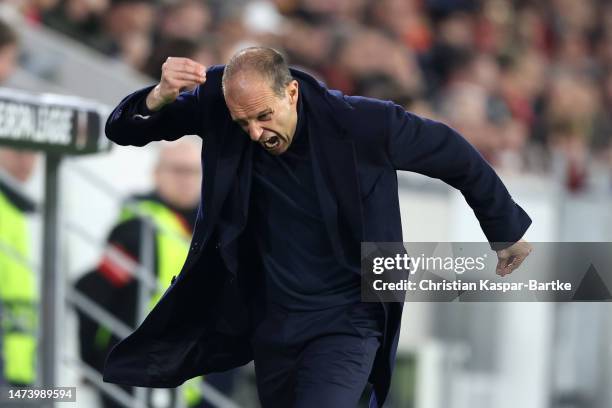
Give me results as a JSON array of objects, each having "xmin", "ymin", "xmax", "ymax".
[{"xmin": 287, "ymin": 80, "xmax": 299, "ymax": 104}]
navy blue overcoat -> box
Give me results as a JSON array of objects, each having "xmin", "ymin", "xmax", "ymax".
[{"xmin": 102, "ymin": 65, "xmax": 531, "ymax": 407}]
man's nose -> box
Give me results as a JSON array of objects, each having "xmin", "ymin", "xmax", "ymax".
[{"xmin": 248, "ymin": 123, "xmax": 263, "ymax": 141}]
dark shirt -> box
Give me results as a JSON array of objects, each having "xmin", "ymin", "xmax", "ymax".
[{"xmin": 250, "ymin": 94, "xmax": 361, "ymax": 311}]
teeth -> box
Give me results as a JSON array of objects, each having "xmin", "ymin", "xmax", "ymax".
[{"xmin": 264, "ymin": 136, "xmax": 278, "ymax": 148}]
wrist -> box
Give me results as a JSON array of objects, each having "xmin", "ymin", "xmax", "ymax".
[{"xmin": 145, "ymin": 85, "xmax": 168, "ymax": 112}]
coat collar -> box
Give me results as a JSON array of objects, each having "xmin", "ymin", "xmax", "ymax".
[{"xmin": 289, "ymin": 68, "xmax": 352, "ymax": 138}]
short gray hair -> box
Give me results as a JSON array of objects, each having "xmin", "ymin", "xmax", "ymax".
[{"xmin": 222, "ymin": 47, "xmax": 293, "ymax": 97}]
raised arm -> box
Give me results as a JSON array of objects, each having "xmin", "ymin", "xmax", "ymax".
[
  {"xmin": 385, "ymin": 102, "xmax": 532, "ymax": 256},
  {"xmin": 105, "ymin": 58, "xmax": 210, "ymax": 147}
]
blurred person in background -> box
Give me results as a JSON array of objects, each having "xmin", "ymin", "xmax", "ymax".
[
  {"xmin": 366, "ymin": 0, "xmax": 432, "ymax": 53},
  {"xmin": 333, "ymin": 27, "xmax": 423, "ymax": 96},
  {"xmin": 101, "ymin": 0, "xmax": 157, "ymax": 70},
  {"xmin": 278, "ymin": 17, "xmax": 332, "ymax": 76},
  {"xmin": 0, "ymin": 19, "xmax": 18, "ymax": 83},
  {"xmin": 156, "ymin": 0, "xmax": 211, "ymax": 43},
  {"xmin": 434, "ymin": 48, "xmax": 531, "ymax": 171},
  {"xmin": 592, "ymin": 70, "xmax": 612, "ymax": 166},
  {"xmin": 540, "ymin": 71, "xmax": 601, "ymax": 192},
  {"xmin": 20, "ymin": 0, "xmax": 612, "ymax": 185},
  {"xmin": 42, "ymin": 0, "xmax": 110, "ymax": 52},
  {"xmin": 0, "ymin": 18, "xmax": 39, "ymax": 389},
  {"xmin": 45, "ymin": 0, "xmax": 159, "ymax": 68},
  {"xmin": 75, "ymin": 137, "xmax": 236, "ymax": 408},
  {"xmin": 143, "ymin": 36, "xmax": 220, "ymax": 82},
  {"xmin": 0, "ymin": 148, "xmax": 39, "ymax": 387},
  {"xmin": 101, "ymin": 46, "xmax": 532, "ymax": 408},
  {"xmin": 0, "ymin": 148, "xmax": 39, "ymax": 389}
]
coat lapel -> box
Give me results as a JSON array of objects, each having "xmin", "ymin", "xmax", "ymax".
[
  {"xmin": 202, "ymin": 120, "xmax": 250, "ymax": 245},
  {"xmin": 305, "ymin": 95, "xmax": 364, "ymax": 268}
]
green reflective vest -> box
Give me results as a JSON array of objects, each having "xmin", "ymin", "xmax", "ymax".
[
  {"xmin": 0, "ymin": 189, "xmax": 38, "ymax": 385},
  {"xmin": 112, "ymin": 199, "xmax": 203, "ymax": 406},
  {"xmin": 118, "ymin": 199, "xmax": 191, "ymax": 307}
]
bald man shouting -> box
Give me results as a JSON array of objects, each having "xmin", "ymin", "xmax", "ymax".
[{"xmin": 102, "ymin": 47, "xmax": 532, "ymax": 407}]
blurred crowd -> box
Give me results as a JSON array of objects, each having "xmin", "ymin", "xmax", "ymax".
[{"xmin": 3, "ymin": 0, "xmax": 612, "ymax": 191}]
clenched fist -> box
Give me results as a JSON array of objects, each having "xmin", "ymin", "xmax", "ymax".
[{"xmin": 145, "ymin": 57, "xmax": 207, "ymax": 111}]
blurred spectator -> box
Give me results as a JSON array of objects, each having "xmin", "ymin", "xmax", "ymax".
[
  {"xmin": 432, "ymin": 10, "xmax": 475, "ymax": 49},
  {"xmin": 279, "ymin": 18, "xmax": 331, "ymax": 74},
  {"xmin": 0, "ymin": 148, "xmax": 39, "ymax": 389},
  {"xmin": 541, "ymin": 72, "xmax": 601, "ymax": 191},
  {"xmin": 0, "ymin": 18, "xmax": 40, "ymax": 389},
  {"xmin": 354, "ymin": 73, "xmax": 413, "ymax": 108},
  {"xmin": 367, "ymin": 0, "xmax": 432, "ymax": 52},
  {"xmin": 438, "ymin": 78, "xmax": 502, "ymax": 163},
  {"xmin": 42, "ymin": 0, "xmax": 110, "ymax": 52},
  {"xmin": 143, "ymin": 36, "xmax": 220, "ymax": 80},
  {"xmin": 499, "ymin": 49, "xmax": 547, "ymax": 127},
  {"xmin": 593, "ymin": 70, "xmax": 612, "ymax": 165},
  {"xmin": 0, "ymin": 18, "xmax": 19, "ymax": 83},
  {"xmin": 101, "ymin": 0, "xmax": 156, "ymax": 69},
  {"xmin": 75, "ymin": 137, "xmax": 237, "ymax": 408},
  {"xmin": 333, "ymin": 27, "xmax": 423, "ymax": 95},
  {"xmin": 156, "ymin": 0, "xmax": 211, "ymax": 42},
  {"xmin": 286, "ymin": 0, "xmax": 366, "ymax": 24},
  {"xmin": 4, "ymin": 0, "xmax": 612, "ymax": 188}
]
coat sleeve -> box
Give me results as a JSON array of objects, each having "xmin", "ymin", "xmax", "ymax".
[
  {"xmin": 105, "ymin": 66, "xmax": 223, "ymax": 146},
  {"xmin": 385, "ymin": 102, "xmax": 531, "ymax": 249}
]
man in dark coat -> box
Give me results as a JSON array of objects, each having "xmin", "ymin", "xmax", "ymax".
[{"xmin": 102, "ymin": 47, "xmax": 533, "ymax": 407}]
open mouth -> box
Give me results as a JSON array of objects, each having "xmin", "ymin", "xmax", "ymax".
[{"xmin": 262, "ymin": 135, "xmax": 280, "ymax": 150}]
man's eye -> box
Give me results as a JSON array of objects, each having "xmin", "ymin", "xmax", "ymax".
[{"xmin": 258, "ymin": 114, "xmax": 271, "ymax": 121}]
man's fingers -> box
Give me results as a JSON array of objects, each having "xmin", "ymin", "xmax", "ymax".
[
  {"xmin": 508, "ymin": 254, "xmax": 527, "ymax": 271},
  {"xmin": 164, "ymin": 78, "xmax": 203, "ymax": 94},
  {"xmin": 166, "ymin": 56, "xmax": 198, "ymax": 66},
  {"xmin": 497, "ymin": 254, "xmax": 527, "ymax": 277},
  {"xmin": 163, "ymin": 65, "xmax": 206, "ymax": 80},
  {"xmin": 164, "ymin": 57, "xmax": 206, "ymax": 76},
  {"xmin": 172, "ymin": 64, "xmax": 206, "ymax": 77},
  {"xmin": 496, "ymin": 257, "xmax": 510, "ymax": 276},
  {"xmin": 167, "ymin": 72, "xmax": 206, "ymax": 84},
  {"xmin": 495, "ymin": 256, "xmax": 516, "ymax": 276}
]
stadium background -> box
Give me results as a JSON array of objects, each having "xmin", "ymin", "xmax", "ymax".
[{"xmin": 0, "ymin": 0, "xmax": 611, "ymax": 407}]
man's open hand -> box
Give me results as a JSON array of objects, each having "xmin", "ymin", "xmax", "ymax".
[
  {"xmin": 146, "ymin": 57, "xmax": 207, "ymax": 111},
  {"xmin": 495, "ymin": 239, "xmax": 533, "ymax": 277}
]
